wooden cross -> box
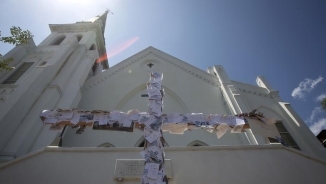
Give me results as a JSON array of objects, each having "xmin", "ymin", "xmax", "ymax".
[{"xmin": 39, "ymin": 73, "xmax": 276, "ymax": 183}]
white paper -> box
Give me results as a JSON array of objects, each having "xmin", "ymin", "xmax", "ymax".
[
  {"xmin": 209, "ymin": 114, "xmax": 222, "ymax": 125},
  {"xmin": 138, "ymin": 112, "xmax": 150, "ymax": 124},
  {"xmin": 144, "ymin": 115, "xmax": 160, "ymax": 127},
  {"xmin": 122, "ymin": 118, "xmax": 132, "ymax": 127},
  {"xmin": 140, "ymin": 150, "xmax": 149, "ymax": 160},
  {"xmin": 44, "ymin": 117, "xmax": 57, "ymax": 124},
  {"xmin": 216, "ymin": 123, "xmax": 230, "ymax": 139},
  {"xmin": 147, "ymin": 88, "xmax": 162, "ymax": 100},
  {"xmin": 79, "ymin": 113, "xmax": 94, "ymax": 122},
  {"xmin": 162, "ymin": 123, "xmax": 187, "ymax": 134},
  {"xmin": 148, "ymin": 100, "xmax": 162, "ymax": 117},
  {"xmin": 93, "ymin": 113, "xmax": 102, "ymax": 121},
  {"xmin": 145, "ymin": 163, "xmax": 159, "ymax": 180},
  {"xmin": 231, "ymin": 125, "xmax": 244, "ymax": 133},
  {"xmin": 40, "ymin": 110, "xmax": 51, "ymax": 118},
  {"xmin": 128, "ymin": 110, "xmax": 139, "ymax": 121},
  {"xmin": 144, "ymin": 128, "xmax": 161, "ymax": 143},
  {"xmin": 70, "ymin": 111, "xmax": 80, "ymax": 125},
  {"xmin": 56, "ymin": 111, "xmax": 73, "ymax": 120},
  {"xmin": 47, "ymin": 110, "xmax": 58, "ymax": 118},
  {"xmin": 110, "ymin": 111, "xmax": 128, "ymax": 121},
  {"xmin": 246, "ymin": 117, "xmax": 280, "ymax": 138},
  {"xmin": 235, "ymin": 117, "xmax": 245, "ymax": 125},
  {"xmin": 99, "ymin": 115, "xmax": 108, "ymax": 125}
]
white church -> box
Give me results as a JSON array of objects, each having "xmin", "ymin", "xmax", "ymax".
[{"xmin": 0, "ymin": 11, "xmax": 325, "ymax": 184}]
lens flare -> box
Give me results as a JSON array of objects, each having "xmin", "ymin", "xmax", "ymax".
[{"xmin": 96, "ymin": 36, "xmax": 139, "ymax": 64}]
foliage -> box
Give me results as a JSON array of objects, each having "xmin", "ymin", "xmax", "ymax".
[
  {"xmin": 321, "ymin": 98, "xmax": 326, "ymax": 110},
  {"xmin": 0, "ymin": 26, "xmax": 33, "ymax": 71}
]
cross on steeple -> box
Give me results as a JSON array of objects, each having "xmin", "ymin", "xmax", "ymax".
[{"xmin": 147, "ymin": 63, "xmax": 154, "ymax": 68}]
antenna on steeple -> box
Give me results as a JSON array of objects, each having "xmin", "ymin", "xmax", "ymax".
[{"xmin": 106, "ymin": 8, "xmax": 113, "ymax": 15}]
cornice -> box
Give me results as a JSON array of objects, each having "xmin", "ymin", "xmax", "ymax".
[
  {"xmin": 151, "ymin": 52, "xmax": 219, "ymax": 86},
  {"xmin": 238, "ymin": 87, "xmax": 273, "ymax": 98},
  {"xmin": 33, "ymin": 45, "xmax": 59, "ymax": 54}
]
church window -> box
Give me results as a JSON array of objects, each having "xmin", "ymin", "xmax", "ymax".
[
  {"xmin": 76, "ymin": 35, "xmax": 83, "ymax": 42},
  {"xmin": 2, "ymin": 62, "xmax": 34, "ymax": 84},
  {"xmin": 50, "ymin": 35, "xmax": 66, "ymax": 45},
  {"xmin": 187, "ymin": 140, "xmax": 208, "ymax": 147},
  {"xmin": 268, "ymin": 121, "xmax": 300, "ymax": 150},
  {"xmin": 92, "ymin": 60, "xmax": 98, "ymax": 74},
  {"xmin": 39, "ymin": 61, "xmax": 47, "ymax": 66},
  {"xmin": 138, "ymin": 140, "xmax": 145, "ymax": 147},
  {"xmin": 89, "ymin": 44, "xmax": 96, "ymax": 50},
  {"xmin": 98, "ymin": 142, "xmax": 115, "ymax": 147}
]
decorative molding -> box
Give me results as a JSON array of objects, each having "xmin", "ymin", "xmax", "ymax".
[
  {"xmin": 46, "ymin": 85, "xmax": 62, "ymax": 96},
  {"xmin": 239, "ymin": 88, "xmax": 272, "ymax": 98},
  {"xmin": 33, "ymin": 45, "xmax": 59, "ymax": 54}
]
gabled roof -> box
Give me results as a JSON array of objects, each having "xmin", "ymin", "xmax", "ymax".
[{"xmin": 83, "ymin": 46, "xmax": 220, "ymax": 90}]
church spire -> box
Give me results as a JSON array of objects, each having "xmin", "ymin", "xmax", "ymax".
[{"xmin": 85, "ymin": 10, "xmax": 111, "ymax": 35}]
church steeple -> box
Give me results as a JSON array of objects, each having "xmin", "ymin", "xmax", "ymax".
[{"xmin": 86, "ymin": 10, "xmax": 110, "ymax": 35}]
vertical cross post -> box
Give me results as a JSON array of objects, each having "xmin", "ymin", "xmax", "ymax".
[{"xmin": 140, "ymin": 72, "xmax": 168, "ymax": 183}]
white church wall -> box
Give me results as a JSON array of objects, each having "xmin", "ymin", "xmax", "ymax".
[
  {"xmin": 0, "ymin": 145, "xmax": 325, "ymax": 184},
  {"xmin": 0, "ymin": 39, "xmax": 36, "ymax": 81},
  {"xmin": 231, "ymin": 80, "xmax": 326, "ymax": 159},
  {"xmin": 62, "ymin": 48, "xmax": 251, "ymax": 148},
  {"xmin": 0, "ymin": 39, "xmax": 90, "ymax": 159}
]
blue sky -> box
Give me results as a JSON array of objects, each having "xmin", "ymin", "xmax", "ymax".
[{"xmin": 1, "ymin": 0, "xmax": 325, "ymax": 135}]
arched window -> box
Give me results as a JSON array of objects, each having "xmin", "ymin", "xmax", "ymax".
[
  {"xmin": 187, "ymin": 140, "xmax": 208, "ymax": 147},
  {"xmin": 89, "ymin": 44, "xmax": 96, "ymax": 50},
  {"xmin": 2, "ymin": 62, "xmax": 34, "ymax": 84},
  {"xmin": 50, "ymin": 35, "xmax": 66, "ymax": 45},
  {"xmin": 98, "ymin": 142, "xmax": 115, "ymax": 147},
  {"xmin": 138, "ymin": 140, "xmax": 145, "ymax": 147},
  {"xmin": 92, "ymin": 60, "xmax": 98, "ymax": 74},
  {"xmin": 135, "ymin": 137, "xmax": 169, "ymax": 147},
  {"xmin": 76, "ymin": 35, "xmax": 83, "ymax": 42}
]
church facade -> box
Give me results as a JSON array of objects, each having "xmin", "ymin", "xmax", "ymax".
[{"xmin": 0, "ymin": 12, "xmax": 325, "ymax": 184}]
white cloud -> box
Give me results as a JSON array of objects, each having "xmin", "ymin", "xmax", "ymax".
[
  {"xmin": 315, "ymin": 93, "xmax": 326, "ymax": 102},
  {"xmin": 305, "ymin": 107, "xmax": 322, "ymax": 123},
  {"xmin": 291, "ymin": 76, "xmax": 323, "ymax": 99},
  {"xmin": 309, "ymin": 118, "xmax": 326, "ymax": 135}
]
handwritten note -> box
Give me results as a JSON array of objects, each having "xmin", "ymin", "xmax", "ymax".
[
  {"xmin": 246, "ymin": 117, "xmax": 280, "ymax": 138},
  {"xmin": 145, "ymin": 163, "xmax": 159, "ymax": 179}
]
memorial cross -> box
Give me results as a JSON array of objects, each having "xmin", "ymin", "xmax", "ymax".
[{"xmin": 39, "ymin": 73, "xmax": 278, "ymax": 184}]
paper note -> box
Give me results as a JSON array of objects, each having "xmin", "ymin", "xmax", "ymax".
[
  {"xmin": 145, "ymin": 163, "xmax": 160, "ymax": 180},
  {"xmin": 44, "ymin": 117, "xmax": 57, "ymax": 124},
  {"xmin": 231, "ymin": 125, "xmax": 244, "ymax": 133},
  {"xmin": 162, "ymin": 123, "xmax": 187, "ymax": 134},
  {"xmin": 144, "ymin": 128, "xmax": 161, "ymax": 143},
  {"xmin": 40, "ymin": 110, "xmax": 51, "ymax": 118},
  {"xmin": 122, "ymin": 118, "xmax": 132, "ymax": 127},
  {"xmin": 128, "ymin": 110, "xmax": 139, "ymax": 121},
  {"xmin": 57, "ymin": 111, "xmax": 73, "ymax": 120},
  {"xmin": 70, "ymin": 111, "xmax": 80, "ymax": 125},
  {"xmin": 216, "ymin": 123, "xmax": 230, "ymax": 139},
  {"xmin": 99, "ymin": 115, "xmax": 108, "ymax": 125},
  {"xmin": 246, "ymin": 117, "xmax": 280, "ymax": 138},
  {"xmin": 79, "ymin": 113, "xmax": 94, "ymax": 122}
]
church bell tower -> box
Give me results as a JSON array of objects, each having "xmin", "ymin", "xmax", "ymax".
[{"xmin": 0, "ymin": 11, "xmax": 110, "ymax": 163}]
